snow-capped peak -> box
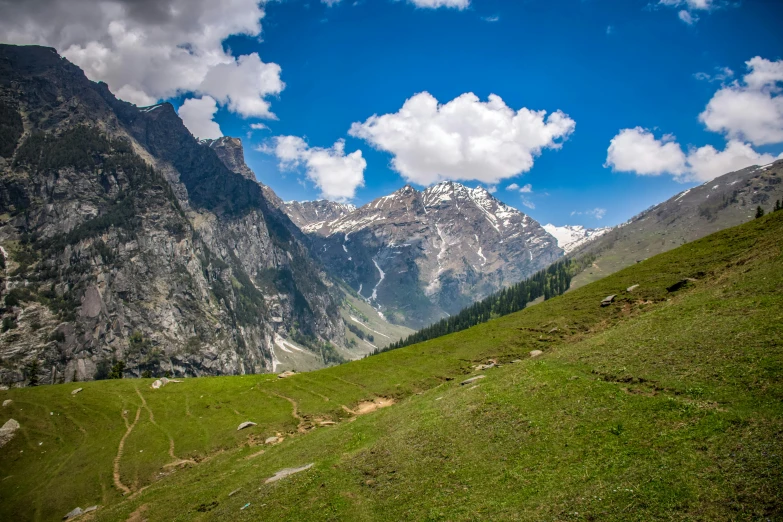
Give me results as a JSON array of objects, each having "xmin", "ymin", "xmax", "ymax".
[{"xmin": 543, "ymin": 224, "xmax": 611, "ymax": 254}]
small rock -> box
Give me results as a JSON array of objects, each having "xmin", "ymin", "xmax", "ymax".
[
  {"xmin": 548, "ymin": 327, "xmax": 559, "ymax": 334},
  {"xmin": 264, "ymin": 463, "xmax": 314, "ymax": 484},
  {"xmin": 318, "ymin": 421, "xmax": 336, "ymax": 426},
  {"xmin": 667, "ymin": 278, "xmax": 697, "ymax": 293},
  {"xmin": 71, "ymin": 388, "xmax": 83, "ymax": 396},
  {"xmin": 0, "ymin": 418, "xmax": 20, "ymax": 448},
  {"xmin": 460, "ymin": 375, "xmax": 485, "ymax": 386},
  {"xmin": 475, "ymin": 363, "xmax": 495, "ymax": 371},
  {"xmin": 0, "ymin": 385, "xmax": 9, "ymax": 391},
  {"xmin": 2, "ymin": 399, "xmax": 11, "ymax": 407},
  {"xmin": 265, "ymin": 436, "xmax": 280, "ymax": 444},
  {"xmin": 601, "ymin": 295, "xmax": 616, "ymax": 307},
  {"xmin": 626, "ymin": 284, "xmax": 640, "ymax": 292},
  {"xmin": 83, "ymin": 506, "xmax": 98, "ymax": 514},
  {"xmin": 511, "ymin": 359, "xmax": 523, "ymax": 364},
  {"xmin": 237, "ymin": 421, "xmax": 257, "ymax": 431},
  {"xmin": 529, "ymin": 350, "xmax": 543, "ymax": 358},
  {"xmin": 277, "ymin": 371, "xmax": 296, "ymax": 379},
  {"xmin": 151, "ymin": 379, "xmax": 163, "ymax": 389},
  {"xmin": 228, "ymin": 488, "xmax": 241, "ymax": 497},
  {"xmin": 160, "ymin": 377, "xmax": 170, "ymax": 385},
  {"xmin": 63, "ymin": 507, "xmax": 83, "ymax": 520}
]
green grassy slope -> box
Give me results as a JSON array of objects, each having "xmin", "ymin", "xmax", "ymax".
[{"xmin": 1, "ymin": 212, "xmax": 781, "ymax": 521}]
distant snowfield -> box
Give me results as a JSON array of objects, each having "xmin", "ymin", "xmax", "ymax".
[{"xmin": 543, "ymin": 224, "xmax": 611, "ymax": 254}]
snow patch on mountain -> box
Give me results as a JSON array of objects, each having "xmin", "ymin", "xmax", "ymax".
[{"xmin": 543, "ymin": 224, "xmax": 611, "ymax": 254}]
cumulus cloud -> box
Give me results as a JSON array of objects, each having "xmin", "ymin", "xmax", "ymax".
[
  {"xmin": 519, "ymin": 183, "xmax": 533, "ymax": 193},
  {"xmin": 250, "ymin": 123, "xmax": 270, "ymax": 131},
  {"xmin": 407, "ymin": 0, "xmax": 470, "ymax": 9},
  {"xmin": 0, "ymin": 0, "xmax": 284, "ymax": 134},
  {"xmin": 606, "ymin": 128, "xmax": 780, "ymax": 182},
  {"xmin": 506, "ymin": 183, "xmax": 520, "ymax": 191},
  {"xmin": 178, "ymin": 96, "xmax": 222, "ymax": 140},
  {"xmin": 605, "ymin": 127, "xmax": 687, "ymax": 176},
  {"xmin": 265, "ymin": 137, "xmax": 366, "ymax": 201},
  {"xmin": 349, "ymin": 92, "xmax": 575, "ymax": 186},
  {"xmin": 685, "ymin": 140, "xmax": 780, "ymax": 181},
  {"xmin": 699, "ymin": 57, "xmax": 783, "ymax": 146},
  {"xmin": 521, "ymin": 199, "xmax": 536, "ymax": 210},
  {"xmin": 482, "ymin": 15, "xmax": 500, "ymax": 22}
]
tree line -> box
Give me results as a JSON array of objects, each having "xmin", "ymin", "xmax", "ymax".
[{"xmin": 374, "ymin": 256, "xmax": 593, "ymax": 355}]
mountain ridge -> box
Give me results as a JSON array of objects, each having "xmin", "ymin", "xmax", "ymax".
[{"xmin": 286, "ymin": 180, "xmax": 563, "ymax": 328}]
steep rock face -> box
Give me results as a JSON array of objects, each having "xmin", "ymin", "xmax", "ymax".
[
  {"xmin": 283, "ymin": 200, "xmax": 357, "ymax": 232},
  {"xmin": 305, "ymin": 182, "xmax": 562, "ymax": 328},
  {"xmin": 202, "ymin": 137, "xmax": 256, "ymax": 182},
  {"xmin": 542, "ymin": 224, "xmax": 612, "ymax": 254},
  {"xmin": 570, "ymin": 160, "xmax": 783, "ymax": 289},
  {"xmin": 0, "ymin": 45, "xmax": 344, "ymax": 386}
]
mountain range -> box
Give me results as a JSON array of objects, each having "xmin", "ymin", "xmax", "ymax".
[
  {"xmin": 1, "ymin": 44, "xmax": 780, "ymax": 386},
  {"xmin": 284, "ymin": 182, "xmax": 562, "ymax": 328}
]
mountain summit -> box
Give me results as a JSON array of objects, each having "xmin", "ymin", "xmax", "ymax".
[{"xmin": 286, "ymin": 181, "xmax": 562, "ymax": 328}]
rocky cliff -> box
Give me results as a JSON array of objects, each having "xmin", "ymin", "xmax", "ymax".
[
  {"xmin": 0, "ymin": 44, "xmax": 345, "ymax": 386},
  {"xmin": 297, "ymin": 182, "xmax": 562, "ymax": 328},
  {"xmin": 283, "ymin": 200, "xmax": 356, "ymax": 232}
]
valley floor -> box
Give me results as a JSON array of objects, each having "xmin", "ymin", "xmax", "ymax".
[{"xmin": 1, "ymin": 212, "xmax": 782, "ymax": 521}]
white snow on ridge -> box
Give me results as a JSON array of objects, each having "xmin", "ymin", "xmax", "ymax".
[
  {"xmin": 543, "ymin": 224, "xmax": 611, "ymax": 254},
  {"xmin": 371, "ymin": 258, "xmax": 385, "ymax": 301}
]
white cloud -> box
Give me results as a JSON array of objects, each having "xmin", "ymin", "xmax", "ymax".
[
  {"xmin": 606, "ymin": 128, "xmax": 780, "ymax": 182},
  {"xmin": 198, "ymin": 53, "xmax": 284, "ymax": 119},
  {"xmin": 521, "ymin": 199, "xmax": 535, "ymax": 210},
  {"xmin": 265, "ymin": 136, "xmax": 366, "ymax": 201},
  {"xmin": 699, "ymin": 57, "xmax": 783, "ymax": 146},
  {"xmin": 407, "ymin": 0, "xmax": 470, "ymax": 9},
  {"xmin": 659, "ymin": 0, "xmax": 716, "ymax": 9},
  {"xmin": 657, "ymin": 0, "xmax": 719, "ymax": 23},
  {"xmin": 178, "ymin": 96, "xmax": 222, "ymax": 140},
  {"xmin": 482, "ymin": 15, "xmax": 500, "ymax": 23},
  {"xmin": 571, "ymin": 208, "xmax": 606, "ymax": 219},
  {"xmin": 693, "ymin": 66, "xmax": 734, "ymax": 83},
  {"xmin": 605, "ymin": 127, "xmax": 687, "ymax": 176},
  {"xmin": 250, "ymin": 123, "xmax": 270, "ymax": 131},
  {"xmin": 0, "ymin": 0, "xmax": 284, "ymax": 124},
  {"xmin": 322, "ymin": 0, "xmax": 342, "ymax": 6},
  {"xmin": 506, "ymin": 183, "xmax": 520, "ymax": 191},
  {"xmin": 349, "ymin": 91, "xmax": 575, "ymax": 186},
  {"xmin": 519, "ymin": 183, "xmax": 533, "ymax": 193},
  {"xmin": 486, "ymin": 185, "xmax": 497, "ymax": 194},
  {"xmin": 678, "ymin": 10, "xmax": 698, "ymax": 24},
  {"xmin": 606, "ymin": 25, "xmax": 614, "ymax": 35},
  {"xmin": 685, "ymin": 140, "xmax": 780, "ymax": 182}
]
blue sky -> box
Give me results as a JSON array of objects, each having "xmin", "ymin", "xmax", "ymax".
[
  {"xmin": 3, "ymin": 0, "xmax": 782, "ymax": 227},
  {"xmin": 217, "ymin": 0, "xmax": 783, "ymax": 227}
]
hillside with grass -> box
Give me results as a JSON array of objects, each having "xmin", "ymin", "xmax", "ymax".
[
  {"xmin": 1, "ymin": 211, "xmax": 781, "ymax": 521},
  {"xmin": 569, "ymin": 160, "xmax": 783, "ymax": 290}
]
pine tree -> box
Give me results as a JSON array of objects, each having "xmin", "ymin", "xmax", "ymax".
[
  {"xmin": 775, "ymin": 200, "xmax": 782, "ymax": 212},
  {"xmin": 25, "ymin": 359, "xmax": 40, "ymax": 387},
  {"xmin": 756, "ymin": 206, "xmax": 765, "ymax": 219}
]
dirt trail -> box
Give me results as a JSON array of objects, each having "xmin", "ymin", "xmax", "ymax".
[
  {"xmin": 291, "ymin": 383, "xmax": 330, "ymax": 402},
  {"xmin": 271, "ymin": 392, "xmax": 308, "ymax": 433},
  {"xmin": 135, "ymin": 388, "xmax": 195, "ymax": 468},
  {"xmin": 114, "ymin": 407, "xmax": 141, "ymax": 495}
]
